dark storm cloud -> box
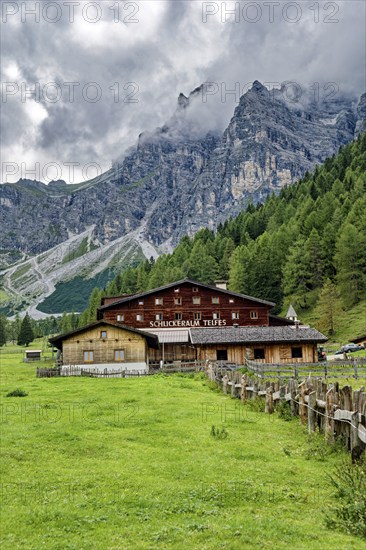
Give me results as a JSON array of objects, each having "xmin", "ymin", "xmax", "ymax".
[{"xmin": 1, "ymin": 0, "xmax": 365, "ymax": 183}]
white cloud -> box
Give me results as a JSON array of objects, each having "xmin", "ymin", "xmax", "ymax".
[{"xmin": 1, "ymin": 0, "xmax": 364, "ymax": 183}]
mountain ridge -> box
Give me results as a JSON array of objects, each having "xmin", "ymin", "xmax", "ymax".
[{"xmin": 1, "ymin": 81, "xmax": 365, "ymax": 316}]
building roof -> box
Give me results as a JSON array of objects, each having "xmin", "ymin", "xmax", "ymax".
[
  {"xmin": 146, "ymin": 329, "xmax": 190, "ymax": 344},
  {"xmin": 286, "ymin": 304, "xmax": 298, "ymax": 319},
  {"xmin": 98, "ymin": 278, "xmax": 275, "ymax": 311},
  {"xmin": 189, "ymin": 326, "xmax": 327, "ymax": 345},
  {"xmin": 49, "ymin": 320, "xmax": 160, "ymax": 350},
  {"xmin": 269, "ymin": 314, "xmax": 295, "ymax": 326}
]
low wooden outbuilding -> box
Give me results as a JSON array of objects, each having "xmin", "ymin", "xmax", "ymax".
[
  {"xmin": 190, "ymin": 325, "xmax": 328, "ymax": 364},
  {"xmin": 23, "ymin": 350, "xmax": 42, "ymax": 362},
  {"xmin": 49, "ymin": 321, "xmax": 159, "ymax": 375}
]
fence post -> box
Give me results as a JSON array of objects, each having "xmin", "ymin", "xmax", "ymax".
[
  {"xmin": 354, "ymin": 363, "xmax": 358, "ymax": 380},
  {"xmin": 222, "ymin": 374, "xmax": 229, "ymax": 394},
  {"xmin": 299, "ymin": 382, "xmax": 307, "ymax": 425},
  {"xmin": 325, "ymin": 387, "xmax": 335, "ymax": 442},
  {"xmin": 241, "ymin": 375, "xmax": 247, "ymax": 401},
  {"xmin": 350, "ymin": 411, "xmax": 360, "ymax": 451},
  {"xmin": 265, "ymin": 387, "xmax": 274, "ymax": 414},
  {"xmin": 289, "ymin": 379, "xmax": 297, "ymax": 416},
  {"xmin": 231, "ymin": 373, "xmax": 236, "ymax": 398},
  {"xmin": 308, "ymin": 391, "xmax": 317, "ymax": 433}
]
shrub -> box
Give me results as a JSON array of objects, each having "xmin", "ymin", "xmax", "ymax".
[
  {"xmin": 243, "ymin": 397, "xmax": 265, "ymax": 413},
  {"xmin": 6, "ymin": 388, "xmax": 28, "ymax": 397},
  {"xmin": 325, "ymin": 456, "xmax": 366, "ymax": 539},
  {"xmin": 276, "ymin": 400, "xmax": 293, "ymax": 421}
]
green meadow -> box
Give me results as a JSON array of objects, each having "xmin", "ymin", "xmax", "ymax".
[{"xmin": 0, "ymin": 343, "xmax": 364, "ymax": 549}]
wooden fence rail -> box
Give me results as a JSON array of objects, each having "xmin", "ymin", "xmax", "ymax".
[
  {"xmin": 244, "ymin": 358, "xmax": 366, "ymax": 380},
  {"xmin": 207, "ymin": 364, "xmax": 366, "ymax": 455},
  {"xmin": 36, "ymin": 361, "xmax": 207, "ymax": 378}
]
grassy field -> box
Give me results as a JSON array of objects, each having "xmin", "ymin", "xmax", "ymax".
[{"xmin": 0, "ymin": 343, "xmax": 365, "ymax": 550}]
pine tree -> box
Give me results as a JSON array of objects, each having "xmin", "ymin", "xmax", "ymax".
[
  {"xmin": 228, "ymin": 245, "xmax": 253, "ymax": 293},
  {"xmin": 17, "ymin": 314, "xmax": 35, "ymax": 347},
  {"xmin": 315, "ymin": 279, "xmax": 342, "ymax": 336},
  {"xmin": 59, "ymin": 311, "xmax": 72, "ymax": 333},
  {"xmin": 87, "ymin": 288, "xmax": 103, "ymax": 323},
  {"xmin": 0, "ymin": 315, "xmax": 7, "ymax": 346}
]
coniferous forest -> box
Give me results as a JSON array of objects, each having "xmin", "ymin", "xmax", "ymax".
[
  {"xmin": 78, "ymin": 135, "xmax": 366, "ymax": 335},
  {"xmin": 2, "ymin": 135, "xmax": 364, "ymax": 344}
]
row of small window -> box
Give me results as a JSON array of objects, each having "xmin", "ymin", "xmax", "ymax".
[
  {"xmin": 135, "ymin": 297, "xmax": 231, "ymax": 306},
  {"xmin": 117, "ymin": 311, "xmax": 258, "ymax": 322},
  {"xmin": 83, "ymin": 350, "xmax": 125, "ymax": 362}
]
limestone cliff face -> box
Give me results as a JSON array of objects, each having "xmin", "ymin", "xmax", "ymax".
[{"xmin": 1, "ymin": 81, "xmax": 364, "ymax": 262}]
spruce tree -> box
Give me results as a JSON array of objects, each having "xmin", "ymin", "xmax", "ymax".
[
  {"xmin": 17, "ymin": 314, "xmax": 35, "ymax": 347},
  {"xmin": 315, "ymin": 279, "xmax": 342, "ymax": 336}
]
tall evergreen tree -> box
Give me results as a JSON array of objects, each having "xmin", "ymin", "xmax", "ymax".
[
  {"xmin": 315, "ymin": 279, "xmax": 342, "ymax": 336},
  {"xmin": 17, "ymin": 314, "xmax": 35, "ymax": 347}
]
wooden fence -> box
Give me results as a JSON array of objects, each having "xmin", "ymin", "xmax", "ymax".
[
  {"xmin": 36, "ymin": 361, "xmax": 206, "ymax": 378},
  {"xmin": 244, "ymin": 358, "xmax": 366, "ymax": 380},
  {"xmin": 207, "ymin": 364, "xmax": 366, "ymax": 455}
]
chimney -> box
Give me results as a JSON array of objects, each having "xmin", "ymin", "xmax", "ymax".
[{"xmin": 215, "ymin": 280, "xmax": 227, "ymax": 290}]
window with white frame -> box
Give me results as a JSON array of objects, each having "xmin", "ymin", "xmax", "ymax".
[
  {"xmin": 174, "ymin": 312, "xmax": 182, "ymax": 320},
  {"xmin": 212, "ymin": 297, "xmax": 220, "ymax": 304},
  {"xmin": 174, "ymin": 297, "xmax": 182, "ymax": 305},
  {"xmin": 155, "ymin": 313, "xmax": 163, "ymax": 321},
  {"xmin": 194, "ymin": 312, "xmax": 201, "ymax": 321},
  {"xmin": 192, "ymin": 296, "xmax": 201, "ymax": 305},
  {"xmin": 116, "ymin": 314, "xmax": 124, "ymax": 322},
  {"xmin": 232, "ymin": 312, "xmax": 239, "ymax": 320},
  {"xmin": 250, "ymin": 311, "xmax": 258, "ymax": 319},
  {"xmin": 155, "ymin": 298, "xmax": 163, "ymax": 305},
  {"xmin": 136, "ymin": 314, "xmax": 144, "ymax": 322},
  {"xmin": 213, "ymin": 312, "xmax": 220, "ymax": 320}
]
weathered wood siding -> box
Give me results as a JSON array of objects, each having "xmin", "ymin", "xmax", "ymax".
[
  {"xmin": 196, "ymin": 343, "xmax": 317, "ymax": 364},
  {"xmin": 62, "ymin": 325, "xmax": 147, "ymax": 365},
  {"xmin": 101, "ymin": 281, "xmax": 270, "ymax": 329},
  {"xmin": 149, "ymin": 344, "xmax": 196, "ymax": 362}
]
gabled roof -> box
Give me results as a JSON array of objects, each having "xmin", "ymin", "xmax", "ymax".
[
  {"xmin": 269, "ymin": 314, "xmax": 295, "ymax": 326},
  {"xmin": 49, "ymin": 320, "xmax": 159, "ymax": 349},
  {"xmin": 98, "ymin": 278, "xmax": 275, "ymax": 311},
  {"xmin": 189, "ymin": 326, "xmax": 327, "ymax": 345}
]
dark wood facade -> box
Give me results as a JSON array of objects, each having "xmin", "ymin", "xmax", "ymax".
[{"xmin": 98, "ymin": 280, "xmax": 274, "ymax": 330}]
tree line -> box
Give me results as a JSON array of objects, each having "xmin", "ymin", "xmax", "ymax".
[
  {"xmin": 1, "ymin": 134, "xmax": 364, "ymax": 345},
  {"xmin": 90, "ymin": 134, "xmax": 365, "ymax": 335}
]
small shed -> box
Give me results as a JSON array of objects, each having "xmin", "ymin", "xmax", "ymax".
[{"xmin": 23, "ymin": 350, "xmax": 42, "ymax": 362}]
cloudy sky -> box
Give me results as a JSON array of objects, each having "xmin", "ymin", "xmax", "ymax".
[{"xmin": 1, "ymin": 0, "xmax": 365, "ymax": 183}]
